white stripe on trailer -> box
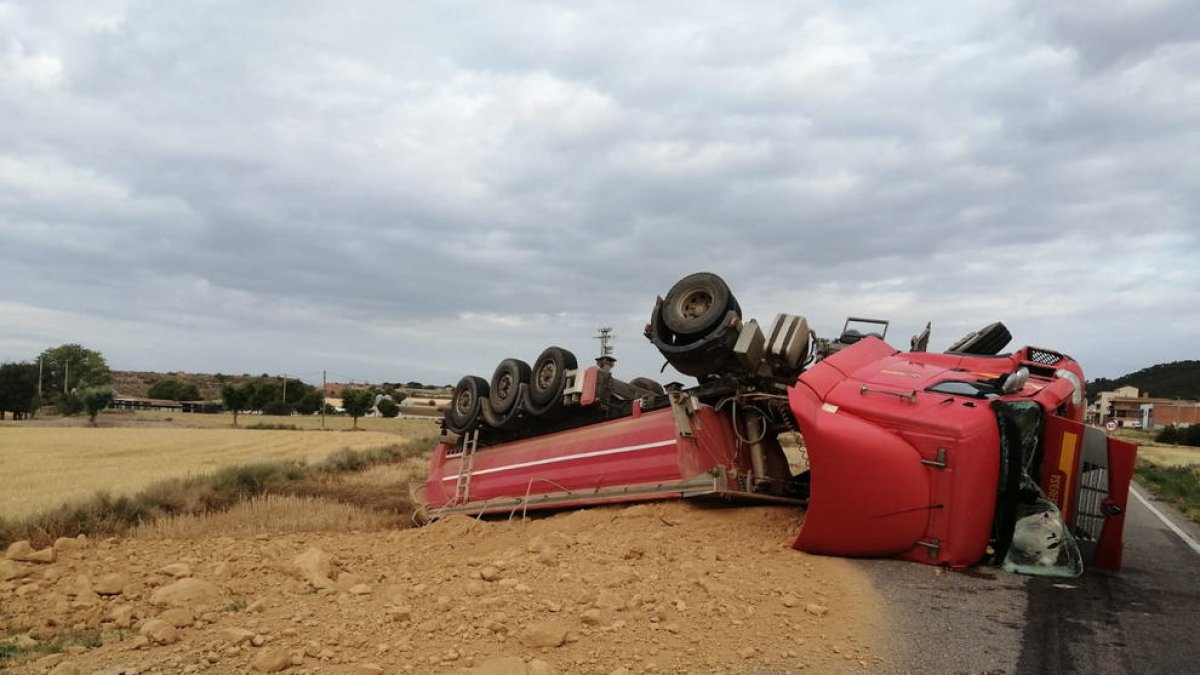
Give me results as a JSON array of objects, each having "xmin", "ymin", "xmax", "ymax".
[{"xmin": 441, "ymin": 439, "xmax": 677, "ymax": 482}]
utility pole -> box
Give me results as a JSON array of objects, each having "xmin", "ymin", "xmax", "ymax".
[
  {"xmin": 321, "ymin": 370, "xmax": 327, "ymax": 429},
  {"xmin": 595, "ymin": 327, "xmax": 615, "ymax": 358},
  {"xmin": 282, "ymin": 374, "xmax": 288, "ymax": 404},
  {"xmin": 63, "ymin": 360, "xmax": 69, "ymax": 394},
  {"xmin": 37, "ymin": 357, "xmax": 43, "ymax": 400}
]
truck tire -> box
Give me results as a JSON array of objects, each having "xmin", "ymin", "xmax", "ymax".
[
  {"xmin": 946, "ymin": 321, "xmax": 1012, "ymax": 356},
  {"xmin": 489, "ymin": 358, "xmax": 531, "ymax": 415},
  {"xmin": 446, "ymin": 375, "xmax": 488, "ymax": 433},
  {"xmin": 629, "ymin": 377, "xmax": 665, "ymax": 395},
  {"xmin": 530, "ymin": 346, "xmax": 577, "ymax": 406},
  {"xmin": 662, "ymin": 272, "xmax": 740, "ymax": 337}
]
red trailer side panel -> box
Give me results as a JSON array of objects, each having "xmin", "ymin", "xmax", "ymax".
[{"xmin": 424, "ymin": 407, "xmax": 748, "ymax": 512}]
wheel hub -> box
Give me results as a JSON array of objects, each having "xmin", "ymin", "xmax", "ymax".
[
  {"xmin": 679, "ymin": 289, "xmax": 713, "ymax": 319},
  {"xmin": 536, "ymin": 362, "xmax": 556, "ymax": 390},
  {"xmin": 497, "ymin": 374, "xmax": 514, "ymax": 400},
  {"xmin": 455, "ymin": 390, "xmax": 472, "ymax": 414}
]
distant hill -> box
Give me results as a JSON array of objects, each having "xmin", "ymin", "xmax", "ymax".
[
  {"xmin": 1087, "ymin": 360, "xmax": 1200, "ymax": 401},
  {"xmin": 112, "ymin": 371, "xmax": 245, "ymax": 400}
]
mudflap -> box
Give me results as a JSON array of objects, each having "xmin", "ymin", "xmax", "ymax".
[{"xmin": 788, "ymin": 383, "xmax": 932, "ymax": 557}]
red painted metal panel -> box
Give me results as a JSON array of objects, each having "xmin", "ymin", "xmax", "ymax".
[
  {"xmin": 1041, "ymin": 415, "xmax": 1082, "ymax": 520},
  {"xmin": 794, "ymin": 341, "xmax": 1010, "ymax": 567},
  {"xmin": 579, "ymin": 366, "xmax": 599, "ymax": 407},
  {"xmin": 819, "ymin": 337, "xmax": 898, "ymax": 377},
  {"xmin": 424, "ymin": 407, "xmax": 744, "ymax": 512},
  {"xmin": 789, "ymin": 381, "xmax": 932, "ymax": 557},
  {"xmin": 1094, "ymin": 436, "xmax": 1136, "ymax": 570}
]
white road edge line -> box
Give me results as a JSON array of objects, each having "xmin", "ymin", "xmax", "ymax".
[{"xmin": 1130, "ymin": 483, "xmax": 1200, "ymax": 556}]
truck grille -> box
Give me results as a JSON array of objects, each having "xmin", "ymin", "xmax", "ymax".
[
  {"xmin": 1073, "ymin": 461, "xmax": 1108, "ymax": 542},
  {"xmin": 1027, "ymin": 348, "xmax": 1063, "ymax": 366}
]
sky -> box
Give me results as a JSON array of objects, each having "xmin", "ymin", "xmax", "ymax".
[{"xmin": 1, "ymin": 0, "xmax": 1197, "ymax": 389}]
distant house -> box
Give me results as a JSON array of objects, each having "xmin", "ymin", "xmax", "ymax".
[
  {"xmin": 1088, "ymin": 386, "xmax": 1200, "ymax": 428},
  {"xmin": 109, "ymin": 396, "xmax": 222, "ymax": 414}
]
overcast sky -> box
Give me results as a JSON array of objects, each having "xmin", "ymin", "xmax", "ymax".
[{"xmin": 1, "ymin": 0, "xmax": 1197, "ymax": 389}]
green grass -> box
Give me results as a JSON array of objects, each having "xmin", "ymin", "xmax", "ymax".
[
  {"xmin": 0, "ymin": 629, "xmax": 105, "ymax": 663},
  {"xmin": 0, "ymin": 436, "xmax": 438, "ymax": 548},
  {"xmin": 1135, "ymin": 461, "xmax": 1200, "ymax": 524}
]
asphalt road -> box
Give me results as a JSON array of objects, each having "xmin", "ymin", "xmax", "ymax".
[{"xmin": 859, "ymin": 483, "xmax": 1200, "ymax": 674}]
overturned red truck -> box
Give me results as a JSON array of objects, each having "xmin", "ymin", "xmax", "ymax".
[{"xmin": 424, "ymin": 273, "xmax": 1136, "ymax": 574}]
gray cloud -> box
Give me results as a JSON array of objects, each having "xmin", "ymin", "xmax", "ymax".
[{"xmin": 1, "ymin": 0, "xmax": 1197, "ymax": 386}]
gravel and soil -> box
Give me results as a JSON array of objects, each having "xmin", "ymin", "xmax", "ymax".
[{"xmin": 1, "ymin": 500, "xmax": 886, "ymax": 674}]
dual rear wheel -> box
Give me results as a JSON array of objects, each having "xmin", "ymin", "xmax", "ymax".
[{"xmin": 445, "ymin": 346, "xmax": 579, "ymax": 434}]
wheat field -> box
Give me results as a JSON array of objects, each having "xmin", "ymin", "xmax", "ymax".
[
  {"xmin": 1138, "ymin": 444, "xmax": 1200, "ymax": 467},
  {"xmin": 84, "ymin": 409, "xmax": 440, "ymax": 433},
  {"xmin": 133, "ymin": 494, "xmax": 398, "ymax": 539},
  {"xmin": 0, "ymin": 423, "xmax": 434, "ymax": 519}
]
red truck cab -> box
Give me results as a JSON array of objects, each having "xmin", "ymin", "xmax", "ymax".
[{"xmin": 791, "ymin": 338, "xmax": 1136, "ymax": 570}]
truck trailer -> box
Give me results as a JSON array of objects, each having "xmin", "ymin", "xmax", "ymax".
[{"xmin": 423, "ymin": 273, "xmax": 1136, "ymax": 574}]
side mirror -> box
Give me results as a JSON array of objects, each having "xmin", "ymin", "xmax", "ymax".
[{"xmin": 1001, "ymin": 367, "xmax": 1029, "ymax": 394}]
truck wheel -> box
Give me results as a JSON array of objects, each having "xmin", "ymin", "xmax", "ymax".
[
  {"xmin": 662, "ymin": 272, "xmax": 740, "ymax": 337},
  {"xmin": 446, "ymin": 375, "xmax": 488, "ymax": 433},
  {"xmin": 530, "ymin": 346, "xmax": 577, "ymax": 406},
  {"xmin": 629, "ymin": 377, "xmax": 665, "ymax": 395},
  {"xmin": 489, "ymin": 358, "xmax": 531, "ymax": 415}
]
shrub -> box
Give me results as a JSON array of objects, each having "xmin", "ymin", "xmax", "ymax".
[
  {"xmin": 80, "ymin": 387, "xmax": 115, "ymax": 424},
  {"xmin": 262, "ymin": 401, "xmax": 294, "ymax": 416},
  {"xmin": 148, "ymin": 378, "xmax": 201, "ymax": 401},
  {"xmin": 57, "ymin": 392, "xmax": 83, "ymax": 416},
  {"xmin": 1157, "ymin": 426, "xmax": 1181, "ymax": 444},
  {"xmin": 1186, "ymin": 425, "xmax": 1200, "ymax": 448},
  {"xmin": 377, "ymin": 399, "xmax": 400, "ymax": 418}
]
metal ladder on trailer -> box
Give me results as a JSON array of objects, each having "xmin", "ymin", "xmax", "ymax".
[{"xmin": 452, "ymin": 429, "xmax": 480, "ymax": 505}]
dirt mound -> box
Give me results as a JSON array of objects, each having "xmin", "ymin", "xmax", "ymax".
[{"xmin": 0, "ymin": 501, "xmax": 886, "ymax": 674}]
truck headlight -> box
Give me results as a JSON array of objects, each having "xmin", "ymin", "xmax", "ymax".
[{"xmin": 1055, "ymin": 369, "xmax": 1083, "ymax": 407}]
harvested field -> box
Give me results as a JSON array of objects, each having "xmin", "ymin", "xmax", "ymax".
[
  {"xmin": 0, "ymin": 425, "xmax": 433, "ymax": 519},
  {"xmin": 133, "ymin": 495, "xmax": 401, "ymax": 540},
  {"xmin": 0, "ymin": 500, "xmax": 885, "ymax": 674},
  {"xmin": 7, "ymin": 410, "xmax": 439, "ymax": 434},
  {"xmin": 1137, "ymin": 444, "xmax": 1200, "ymax": 467}
]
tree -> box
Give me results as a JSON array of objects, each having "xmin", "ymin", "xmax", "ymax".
[
  {"xmin": 295, "ymin": 389, "xmax": 323, "ymax": 415},
  {"xmin": 148, "ymin": 378, "xmax": 202, "ymax": 401},
  {"xmin": 37, "ymin": 344, "xmax": 112, "ymax": 403},
  {"xmin": 248, "ymin": 380, "xmax": 282, "ymax": 411},
  {"xmin": 221, "ymin": 383, "xmax": 249, "ymax": 426},
  {"xmin": 341, "ymin": 389, "xmax": 374, "ymax": 429},
  {"xmin": 377, "ymin": 398, "xmax": 400, "ymax": 418},
  {"xmin": 0, "ymin": 362, "xmax": 39, "ymax": 420},
  {"xmin": 57, "ymin": 392, "xmax": 84, "ymax": 416},
  {"xmin": 80, "ymin": 387, "xmax": 115, "ymax": 424},
  {"xmin": 262, "ymin": 401, "xmax": 293, "ymax": 416}
]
